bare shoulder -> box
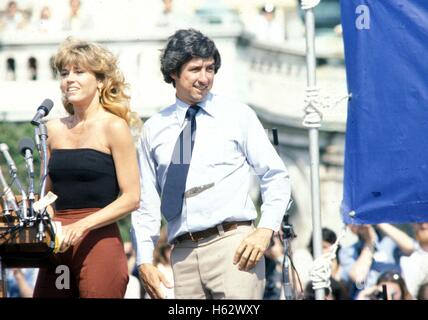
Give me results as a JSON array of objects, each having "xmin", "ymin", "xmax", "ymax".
[
  {"xmin": 100, "ymin": 114, "xmax": 132, "ymax": 148},
  {"xmin": 100, "ymin": 115, "xmax": 133, "ymax": 152},
  {"xmin": 102, "ymin": 113, "xmax": 129, "ymax": 132},
  {"xmin": 46, "ymin": 117, "xmax": 72, "ymax": 148},
  {"xmin": 46, "ymin": 117, "xmax": 71, "ymax": 133}
]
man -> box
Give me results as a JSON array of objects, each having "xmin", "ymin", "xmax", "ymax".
[
  {"xmin": 400, "ymin": 223, "xmax": 428, "ymax": 297},
  {"xmin": 132, "ymin": 29, "xmax": 291, "ymax": 299}
]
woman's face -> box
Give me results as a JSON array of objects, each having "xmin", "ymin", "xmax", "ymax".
[
  {"xmin": 379, "ymin": 281, "xmax": 402, "ymax": 300},
  {"xmin": 60, "ymin": 64, "xmax": 100, "ymax": 108}
]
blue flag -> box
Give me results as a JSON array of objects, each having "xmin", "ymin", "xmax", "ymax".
[{"xmin": 341, "ymin": 0, "xmax": 428, "ymax": 224}]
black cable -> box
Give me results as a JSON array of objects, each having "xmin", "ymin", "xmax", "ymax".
[
  {"xmin": 0, "ymin": 224, "xmax": 23, "ymax": 242},
  {"xmin": 287, "ymin": 253, "xmax": 304, "ymax": 298},
  {"xmin": 280, "ymin": 249, "xmax": 304, "ymax": 299}
]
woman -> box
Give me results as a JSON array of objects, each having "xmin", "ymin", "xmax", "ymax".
[
  {"xmin": 33, "ymin": 38, "xmax": 140, "ymax": 298},
  {"xmin": 356, "ymin": 270, "xmax": 413, "ymax": 300}
]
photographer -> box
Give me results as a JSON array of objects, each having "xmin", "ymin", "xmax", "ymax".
[{"xmin": 356, "ymin": 270, "xmax": 413, "ymax": 300}]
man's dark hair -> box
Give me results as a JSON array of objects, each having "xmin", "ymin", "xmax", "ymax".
[{"xmin": 160, "ymin": 28, "xmax": 221, "ymax": 87}]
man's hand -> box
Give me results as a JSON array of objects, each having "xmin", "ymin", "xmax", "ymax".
[
  {"xmin": 233, "ymin": 228, "xmax": 273, "ymax": 271},
  {"xmin": 138, "ymin": 263, "xmax": 173, "ymax": 299}
]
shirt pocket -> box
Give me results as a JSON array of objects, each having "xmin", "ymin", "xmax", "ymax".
[{"xmin": 204, "ymin": 134, "xmax": 241, "ymax": 166}]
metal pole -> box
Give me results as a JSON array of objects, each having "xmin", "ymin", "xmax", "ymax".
[
  {"xmin": 0, "ymin": 256, "xmax": 6, "ymax": 298},
  {"xmin": 39, "ymin": 123, "xmax": 48, "ymax": 198},
  {"xmin": 304, "ymin": 7, "xmax": 325, "ymax": 300},
  {"xmin": 37, "ymin": 123, "xmax": 49, "ymax": 242}
]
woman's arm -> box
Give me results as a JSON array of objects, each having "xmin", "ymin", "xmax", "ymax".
[
  {"xmin": 349, "ymin": 225, "xmax": 376, "ymax": 283},
  {"xmin": 377, "ymin": 223, "xmax": 415, "ymax": 256},
  {"xmin": 12, "ymin": 269, "xmax": 35, "ymax": 298},
  {"xmin": 60, "ymin": 118, "xmax": 140, "ymax": 249}
]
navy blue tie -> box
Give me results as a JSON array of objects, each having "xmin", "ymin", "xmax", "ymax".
[{"xmin": 161, "ymin": 105, "xmax": 200, "ymax": 222}]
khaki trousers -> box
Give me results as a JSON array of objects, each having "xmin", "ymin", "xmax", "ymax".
[{"xmin": 171, "ymin": 224, "xmax": 265, "ymax": 299}]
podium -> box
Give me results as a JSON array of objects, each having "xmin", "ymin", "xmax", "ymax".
[{"xmin": 0, "ymin": 206, "xmax": 55, "ymax": 298}]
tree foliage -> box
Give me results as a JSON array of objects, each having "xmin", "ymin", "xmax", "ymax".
[{"xmin": 0, "ymin": 122, "xmax": 131, "ymax": 241}]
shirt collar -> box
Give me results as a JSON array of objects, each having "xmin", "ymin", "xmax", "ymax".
[{"xmin": 174, "ymin": 92, "xmax": 216, "ymax": 126}]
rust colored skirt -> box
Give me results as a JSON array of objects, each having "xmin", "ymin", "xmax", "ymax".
[{"xmin": 33, "ymin": 208, "xmax": 129, "ymax": 298}]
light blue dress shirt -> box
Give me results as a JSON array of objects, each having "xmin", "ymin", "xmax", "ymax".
[{"xmin": 131, "ymin": 93, "xmax": 291, "ymax": 265}]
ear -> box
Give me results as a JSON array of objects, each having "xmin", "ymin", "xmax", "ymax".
[{"xmin": 170, "ymin": 72, "xmax": 178, "ymax": 81}]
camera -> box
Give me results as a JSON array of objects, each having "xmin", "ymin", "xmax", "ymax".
[{"xmin": 368, "ymin": 289, "xmax": 384, "ymax": 300}]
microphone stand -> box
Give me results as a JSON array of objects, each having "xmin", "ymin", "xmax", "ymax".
[
  {"xmin": 24, "ymin": 147, "xmax": 36, "ymax": 223},
  {"xmin": 34, "ymin": 127, "xmax": 41, "ymax": 158},
  {"xmin": 0, "ymin": 144, "xmax": 27, "ymax": 224},
  {"xmin": 271, "ymin": 128, "xmax": 298, "ymax": 300},
  {"xmin": 27, "ymin": 173, "xmax": 35, "ymax": 223},
  {"xmin": 0, "ymin": 167, "xmax": 14, "ymax": 218},
  {"xmin": 13, "ymin": 176, "xmax": 28, "ymax": 224},
  {"xmin": 281, "ymin": 213, "xmax": 296, "ymax": 300},
  {"xmin": 0, "ymin": 153, "xmax": 22, "ymax": 228},
  {"xmin": 35, "ymin": 122, "xmax": 49, "ymax": 241},
  {"xmin": 38, "ymin": 123, "xmax": 48, "ymax": 199},
  {"xmin": 4, "ymin": 160, "xmax": 27, "ymax": 224},
  {"xmin": 1, "ymin": 198, "xmax": 10, "ymax": 217}
]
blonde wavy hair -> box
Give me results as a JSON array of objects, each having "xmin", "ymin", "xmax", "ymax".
[{"xmin": 54, "ymin": 38, "xmax": 142, "ymax": 133}]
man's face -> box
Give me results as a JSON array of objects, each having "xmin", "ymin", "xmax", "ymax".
[
  {"xmin": 171, "ymin": 57, "xmax": 215, "ymax": 106},
  {"xmin": 7, "ymin": 2, "xmax": 17, "ymax": 16}
]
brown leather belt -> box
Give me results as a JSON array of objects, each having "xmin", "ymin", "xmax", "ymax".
[{"xmin": 175, "ymin": 220, "xmax": 252, "ymax": 243}]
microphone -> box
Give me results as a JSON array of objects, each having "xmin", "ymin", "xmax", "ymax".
[
  {"xmin": 31, "ymin": 99, "xmax": 54, "ymax": 126},
  {"xmin": 19, "ymin": 138, "xmax": 35, "ymax": 178},
  {"xmin": 0, "ymin": 143, "xmax": 17, "ymax": 174}
]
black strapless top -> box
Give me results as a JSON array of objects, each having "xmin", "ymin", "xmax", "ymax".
[{"xmin": 48, "ymin": 149, "xmax": 119, "ymax": 210}]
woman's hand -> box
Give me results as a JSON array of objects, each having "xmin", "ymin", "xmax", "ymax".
[
  {"xmin": 59, "ymin": 220, "xmax": 90, "ymax": 252},
  {"xmin": 356, "ymin": 285, "xmax": 381, "ymax": 300}
]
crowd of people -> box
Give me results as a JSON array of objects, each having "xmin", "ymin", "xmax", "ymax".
[
  {"xmin": 0, "ymin": 0, "xmax": 307, "ymax": 43},
  {"xmin": 7, "ymin": 221, "xmax": 428, "ymax": 300},
  {"xmin": 0, "ymin": 0, "xmax": 93, "ymax": 34},
  {"xmin": 293, "ymin": 223, "xmax": 428, "ymax": 300}
]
